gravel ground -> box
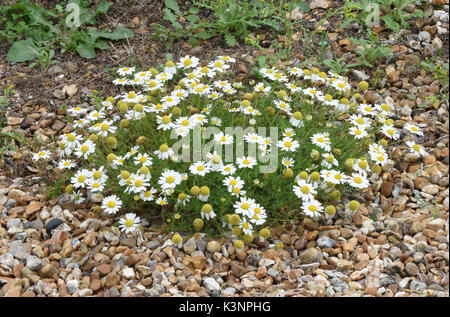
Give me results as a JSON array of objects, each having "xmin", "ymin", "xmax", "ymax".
[{"xmin": 0, "ymin": 1, "xmax": 448, "ymax": 297}]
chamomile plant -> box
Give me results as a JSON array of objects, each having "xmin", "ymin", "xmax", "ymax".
[{"xmin": 33, "ymin": 56, "xmax": 418, "ymax": 240}]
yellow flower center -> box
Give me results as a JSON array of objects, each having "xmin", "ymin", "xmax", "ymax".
[
  {"xmin": 125, "ymin": 219, "xmax": 134, "ymax": 227},
  {"xmin": 78, "ymin": 175, "xmax": 86, "ymax": 182},
  {"xmin": 242, "ymin": 203, "xmax": 250, "ymax": 210},
  {"xmin": 81, "ymin": 145, "xmax": 89, "ymax": 153},
  {"xmin": 166, "ymin": 176, "xmax": 175, "ymax": 183},
  {"xmin": 308, "ymin": 205, "xmax": 317, "ymax": 212},
  {"xmin": 301, "ymin": 185, "xmax": 310, "ymax": 194},
  {"xmin": 161, "ymin": 116, "xmax": 171, "ymax": 124},
  {"xmin": 354, "ymin": 177, "xmax": 362, "ymax": 184},
  {"xmin": 284, "ymin": 141, "xmax": 292, "ymax": 148},
  {"xmin": 107, "ymin": 201, "xmax": 116, "ymax": 208}
]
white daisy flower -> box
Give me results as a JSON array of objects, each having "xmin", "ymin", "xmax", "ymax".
[
  {"xmin": 277, "ymin": 137, "xmax": 300, "ymax": 152},
  {"xmin": 177, "ymin": 55, "xmax": 200, "ymax": 69},
  {"xmin": 140, "ymin": 188, "xmax": 157, "ymax": 202},
  {"xmin": 346, "ymin": 173, "xmax": 370, "ymax": 189},
  {"xmin": 33, "ymin": 150, "xmax": 50, "ymax": 161},
  {"xmin": 404, "ymin": 123, "xmax": 423, "ymax": 136},
  {"xmin": 117, "ymin": 66, "xmax": 135, "ymax": 76},
  {"xmin": 293, "ymin": 179, "xmax": 317, "ymax": 201},
  {"xmin": 75, "ymin": 140, "xmax": 96, "ymax": 160},
  {"xmin": 189, "ymin": 161, "xmax": 211, "ymax": 176},
  {"xmin": 302, "ymin": 199, "xmax": 323, "ymax": 218},
  {"xmin": 311, "ymin": 133, "xmax": 331, "ymax": 152},
  {"xmin": 236, "ymin": 156, "xmax": 257, "ymax": 169},
  {"xmin": 406, "ymin": 141, "xmax": 427, "ymax": 157},
  {"xmin": 71, "ymin": 169, "xmax": 92, "ymax": 188},
  {"xmin": 214, "ymin": 132, "xmax": 234, "ymax": 145},
  {"xmin": 58, "ymin": 159, "xmax": 75, "ymax": 170},
  {"xmin": 158, "ymin": 170, "xmax": 182, "ymax": 190},
  {"xmin": 101, "ymin": 195, "xmax": 122, "ymax": 215},
  {"xmin": 119, "ymin": 213, "xmax": 141, "ymax": 233},
  {"xmin": 221, "ymin": 164, "xmax": 236, "ymax": 176}
]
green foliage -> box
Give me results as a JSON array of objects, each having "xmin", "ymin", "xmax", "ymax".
[
  {"xmin": 350, "ymin": 32, "xmax": 392, "ymax": 68},
  {"xmin": 322, "ymin": 57, "xmax": 359, "ymax": 75},
  {"xmin": 153, "ymin": 0, "xmax": 283, "ymax": 49},
  {"xmin": 342, "ymin": 0, "xmax": 425, "ymax": 33},
  {"xmin": 0, "ymin": 85, "xmax": 15, "ymax": 129},
  {"xmin": 194, "ymin": 0, "xmax": 281, "ymax": 47},
  {"xmin": 0, "ymin": 0, "xmax": 133, "ymax": 63}
]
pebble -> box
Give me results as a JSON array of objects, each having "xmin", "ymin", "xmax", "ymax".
[
  {"xmin": 26, "ymin": 255, "xmax": 41, "ymax": 271},
  {"xmin": 206, "ymin": 241, "xmax": 221, "ymax": 254},
  {"xmin": 317, "ymin": 236, "xmax": 335, "ymax": 249}
]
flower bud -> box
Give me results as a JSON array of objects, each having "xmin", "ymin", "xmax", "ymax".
[
  {"xmin": 89, "ymin": 134, "xmax": 98, "ymax": 142},
  {"xmin": 65, "ymin": 184, "xmax": 73, "ymax": 194},
  {"xmin": 325, "ymin": 205, "xmax": 336, "ymax": 216},
  {"xmin": 106, "ymin": 136, "xmax": 117, "ymax": 148},
  {"xmin": 234, "ymin": 240, "xmax": 244, "ymax": 250},
  {"xmin": 172, "ymin": 106, "xmax": 181, "ymax": 116},
  {"xmin": 106, "ymin": 153, "xmax": 116, "ymax": 163},
  {"xmin": 243, "ymin": 234, "xmax": 254, "ymax": 243},
  {"xmin": 172, "ymin": 233, "xmax": 182, "ymax": 244},
  {"xmin": 310, "ymin": 171, "xmax": 320, "ymax": 182},
  {"xmin": 136, "ymin": 136, "xmax": 147, "ymax": 145},
  {"xmin": 259, "ymin": 228, "xmax": 271, "ymax": 239},
  {"xmin": 229, "ymin": 214, "xmax": 241, "ymax": 226},
  {"xmin": 358, "ymin": 81, "xmax": 369, "ymax": 91},
  {"xmin": 232, "ymin": 226, "xmax": 242, "ymax": 236},
  {"xmin": 190, "ymin": 186, "xmax": 200, "ymax": 196},
  {"xmin": 120, "ymin": 119, "xmax": 130, "ymax": 129},
  {"xmin": 331, "ymin": 189, "xmax": 341, "ymax": 201},
  {"xmin": 349, "ymin": 200, "xmax": 360, "ymax": 211},
  {"xmin": 193, "ymin": 218, "xmax": 204, "ymax": 231},
  {"xmin": 283, "ymin": 168, "xmax": 294, "ymax": 178}
]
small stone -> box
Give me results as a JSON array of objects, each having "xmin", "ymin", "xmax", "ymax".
[
  {"xmin": 45, "ymin": 218, "xmax": 64, "ymax": 235},
  {"xmin": 203, "ymin": 277, "xmax": 221, "ymax": 292},
  {"xmin": 206, "ymin": 241, "xmax": 221, "ymax": 254},
  {"xmin": 90, "ymin": 279, "xmax": 101, "ymax": 292},
  {"xmin": 337, "ymin": 259, "xmax": 353, "ymax": 271},
  {"xmin": 26, "ymin": 255, "xmax": 41, "ymax": 271},
  {"xmin": 125, "ymin": 254, "xmax": 139, "ymax": 266},
  {"xmin": 381, "ymin": 182, "xmax": 394, "ymax": 197},
  {"xmin": 79, "ymin": 289, "xmax": 93, "ymax": 297},
  {"xmin": 66, "ymin": 280, "xmax": 79, "ymax": 294},
  {"xmin": 119, "ymin": 237, "xmax": 136, "ymax": 248},
  {"xmin": 388, "ymin": 262, "xmax": 404, "ymax": 273},
  {"xmin": 0, "ymin": 253, "xmax": 15, "ymax": 268},
  {"xmin": 405, "ymin": 262, "xmax": 418, "ymax": 276},
  {"xmin": 299, "ymin": 248, "xmax": 323, "ymax": 264},
  {"xmin": 8, "ymin": 241, "xmax": 31, "ymax": 260},
  {"xmin": 39, "ymin": 263, "xmax": 57, "ymax": 278},
  {"xmin": 317, "ymin": 236, "xmax": 335, "ymax": 249},
  {"xmin": 418, "ymin": 31, "xmax": 431, "ymax": 42},
  {"xmin": 122, "ymin": 267, "xmax": 135, "ymax": 280},
  {"xmin": 422, "ymin": 184, "xmax": 439, "ymax": 195},
  {"xmin": 97, "ymin": 263, "xmax": 113, "ymax": 275}
]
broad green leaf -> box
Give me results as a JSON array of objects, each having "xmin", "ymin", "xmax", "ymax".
[
  {"xmin": 164, "ymin": 0, "xmax": 180, "ymax": 15},
  {"xmin": 75, "ymin": 42, "xmax": 96, "ymax": 59},
  {"xmin": 6, "ymin": 39, "xmax": 38, "ymax": 62},
  {"xmin": 294, "ymin": 1, "xmax": 311, "ymax": 12},
  {"xmin": 96, "ymin": 1, "xmax": 113, "ymax": 15}
]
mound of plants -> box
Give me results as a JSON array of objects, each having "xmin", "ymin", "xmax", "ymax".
[{"xmin": 33, "ymin": 55, "xmax": 426, "ymax": 241}]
